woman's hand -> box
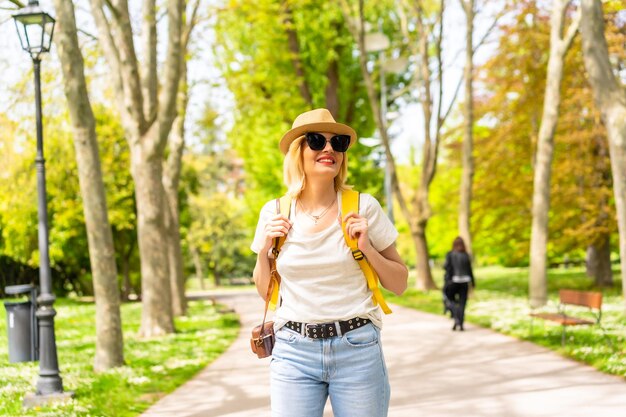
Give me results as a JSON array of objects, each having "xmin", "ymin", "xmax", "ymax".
[
  {"xmin": 260, "ymin": 214, "xmax": 292, "ymax": 255},
  {"xmin": 343, "ymin": 212, "xmax": 371, "ymax": 251}
]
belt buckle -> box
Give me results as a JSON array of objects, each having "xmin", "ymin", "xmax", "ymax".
[
  {"xmin": 306, "ymin": 323, "xmax": 322, "ymax": 339},
  {"xmin": 305, "ymin": 322, "xmax": 340, "ymax": 338}
]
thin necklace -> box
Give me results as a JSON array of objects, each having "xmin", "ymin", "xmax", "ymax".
[{"xmin": 298, "ymin": 198, "xmax": 336, "ymax": 224}]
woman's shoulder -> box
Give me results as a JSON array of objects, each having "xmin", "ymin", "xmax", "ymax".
[
  {"xmin": 258, "ymin": 198, "xmax": 281, "ymax": 216},
  {"xmin": 358, "ymin": 192, "xmax": 383, "ymax": 210}
]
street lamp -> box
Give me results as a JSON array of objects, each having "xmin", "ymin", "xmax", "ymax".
[{"xmin": 12, "ymin": 0, "xmax": 72, "ymax": 407}]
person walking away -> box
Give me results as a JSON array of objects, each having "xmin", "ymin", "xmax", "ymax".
[
  {"xmin": 251, "ymin": 108, "xmax": 408, "ymax": 417},
  {"xmin": 443, "ymin": 237, "xmax": 475, "ymax": 331}
]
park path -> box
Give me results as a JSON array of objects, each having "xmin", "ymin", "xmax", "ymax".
[{"xmin": 141, "ymin": 290, "xmax": 626, "ymax": 417}]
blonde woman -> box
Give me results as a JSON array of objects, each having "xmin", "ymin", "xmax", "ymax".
[{"xmin": 251, "ymin": 108, "xmax": 408, "ymax": 417}]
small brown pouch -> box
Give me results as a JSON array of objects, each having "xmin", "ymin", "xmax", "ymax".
[{"xmin": 250, "ymin": 321, "xmax": 275, "ymax": 358}]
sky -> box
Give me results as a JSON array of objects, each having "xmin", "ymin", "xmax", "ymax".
[{"xmin": 0, "ymin": 0, "xmax": 503, "ymax": 165}]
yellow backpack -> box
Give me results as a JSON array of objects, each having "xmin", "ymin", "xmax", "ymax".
[{"xmin": 268, "ymin": 189, "xmax": 392, "ymax": 314}]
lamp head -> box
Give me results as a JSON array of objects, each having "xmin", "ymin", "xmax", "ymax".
[{"xmin": 13, "ymin": 1, "xmax": 56, "ymax": 60}]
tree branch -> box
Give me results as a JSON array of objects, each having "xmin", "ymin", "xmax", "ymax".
[
  {"xmin": 155, "ymin": 0, "xmax": 184, "ymax": 154},
  {"xmin": 472, "ymin": 6, "xmax": 507, "ymax": 55},
  {"xmin": 5, "ymin": 0, "xmax": 24, "ymax": 8},
  {"xmin": 142, "ymin": 0, "xmax": 158, "ymax": 124},
  {"xmin": 428, "ymin": 0, "xmax": 445, "ymax": 187},
  {"xmin": 99, "ymin": 0, "xmax": 147, "ymax": 132},
  {"xmin": 561, "ymin": 6, "xmax": 581, "ymax": 58},
  {"xmin": 89, "ymin": 0, "xmax": 135, "ymax": 138}
]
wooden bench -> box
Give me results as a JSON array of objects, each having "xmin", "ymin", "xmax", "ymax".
[{"xmin": 529, "ymin": 289, "xmax": 608, "ymax": 347}]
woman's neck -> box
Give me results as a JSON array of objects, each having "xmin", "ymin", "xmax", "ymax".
[{"xmin": 299, "ymin": 181, "xmax": 336, "ymax": 209}]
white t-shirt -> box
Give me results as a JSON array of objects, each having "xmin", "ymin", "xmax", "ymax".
[{"xmin": 250, "ymin": 192, "xmax": 398, "ymax": 330}]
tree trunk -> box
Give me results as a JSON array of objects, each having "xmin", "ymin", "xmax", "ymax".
[
  {"xmin": 90, "ymin": 0, "xmax": 184, "ymax": 332},
  {"xmin": 325, "ymin": 56, "xmax": 340, "ymax": 117},
  {"xmin": 214, "ymin": 271, "xmax": 221, "ymax": 287},
  {"xmin": 132, "ymin": 142, "xmax": 174, "ymax": 336},
  {"xmin": 164, "ymin": 200, "xmax": 185, "ymax": 315},
  {"xmin": 162, "ymin": 4, "xmax": 201, "ymax": 315},
  {"xmin": 586, "ymin": 237, "xmax": 613, "ymax": 287},
  {"xmin": 413, "ymin": 222, "xmax": 435, "ymax": 290},
  {"xmin": 580, "ymin": 0, "xmax": 626, "ymax": 313},
  {"xmin": 458, "ymin": 0, "xmax": 475, "ymax": 256},
  {"xmin": 190, "ymin": 245, "xmax": 205, "ymax": 290},
  {"xmin": 163, "ymin": 66, "xmax": 188, "ymax": 317},
  {"xmin": 529, "ymin": 0, "xmax": 579, "ymax": 308},
  {"xmin": 53, "ymin": 0, "xmax": 124, "ymax": 370},
  {"xmin": 121, "ymin": 252, "xmax": 132, "ymax": 301}
]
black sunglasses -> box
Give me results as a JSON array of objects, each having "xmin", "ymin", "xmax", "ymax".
[{"xmin": 305, "ymin": 132, "xmax": 351, "ymax": 153}]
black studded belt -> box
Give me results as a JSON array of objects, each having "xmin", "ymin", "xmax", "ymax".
[{"xmin": 284, "ymin": 317, "xmax": 371, "ymax": 339}]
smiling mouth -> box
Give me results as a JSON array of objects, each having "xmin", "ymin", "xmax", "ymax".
[{"xmin": 317, "ymin": 156, "xmax": 336, "ymax": 164}]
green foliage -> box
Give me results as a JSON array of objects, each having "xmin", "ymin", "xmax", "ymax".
[
  {"xmin": 425, "ymin": 146, "xmax": 463, "ymax": 260},
  {"xmin": 0, "ymin": 107, "xmax": 89, "ymax": 293},
  {"xmin": 215, "ymin": 0, "xmax": 383, "ymax": 223},
  {"xmin": 0, "ymin": 102, "xmax": 137, "ymax": 295},
  {"xmin": 0, "ymin": 299, "xmax": 239, "ymax": 416},
  {"xmin": 471, "ymin": 0, "xmax": 621, "ymax": 266},
  {"xmin": 384, "ymin": 265, "xmax": 626, "ymax": 378},
  {"xmin": 181, "ymin": 104, "xmax": 256, "ymax": 283}
]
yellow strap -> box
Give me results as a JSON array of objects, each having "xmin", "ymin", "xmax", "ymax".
[
  {"xmin": 268, "ymin": 195, "xmax": 292, "ymax": 311},
  {"xmin": 341, "ymin": 190, "xmax": 392, "ymax": 314}
]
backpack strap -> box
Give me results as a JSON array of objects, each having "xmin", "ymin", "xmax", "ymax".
[
  {"xmin": 268, "ymin": 194, "xmax": 292, "ymax": 311},
  {"xmin": 341, "ymin": 189, "xmax": 392, "ymax": 314}
]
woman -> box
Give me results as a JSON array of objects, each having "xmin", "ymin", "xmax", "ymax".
[
  {"xmin": 443, "ymin": 237, "xmax": 475, "ymax": 331},
  {"xmin": 251, "ymin": 108, "xmax": 408, "ymax": 417}
]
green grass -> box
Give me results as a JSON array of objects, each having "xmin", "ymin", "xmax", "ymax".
[
  {"xmin": 384, "ymin": 266, "xmax": 626, "ymax": 378},
  {"xmin": 0, "ymin": 298, "xmax": 239, "ymax": 417}
]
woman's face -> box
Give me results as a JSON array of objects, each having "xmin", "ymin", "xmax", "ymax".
[{"xmin": 301, "ymin": 132, "xmax": 344, "ymax": 182}]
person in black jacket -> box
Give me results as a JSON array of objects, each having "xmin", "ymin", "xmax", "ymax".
[{"xmin": 443, "ymin": 237, "xmax": 475, "ymax": 331}]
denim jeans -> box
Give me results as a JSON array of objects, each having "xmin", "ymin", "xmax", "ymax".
[
  {"xmin": 270, "ymin": 323, "xmax": 390, "ymax": 417},
  {"xmin": 444, "ymin": 282, "xmax": 469, "ymax": 327}
]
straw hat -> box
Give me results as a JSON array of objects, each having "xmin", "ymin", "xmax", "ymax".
[{"xmin": 279, "ymin": 108, "xmax": 357, "ymax": 155}]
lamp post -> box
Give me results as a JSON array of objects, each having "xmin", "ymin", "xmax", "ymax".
[{"xmin": 12, "ymin": 0, "xmax": 72, "ymax": 406}]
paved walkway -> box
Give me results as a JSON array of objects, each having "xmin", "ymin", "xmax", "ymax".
[{"xmin": 142, "ymin": 291, "xmax": 626, "ymax": 417}]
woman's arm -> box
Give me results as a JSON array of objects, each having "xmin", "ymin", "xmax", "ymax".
[
  {"xmin": 467, "ymin": 253, "xmax": 476, "ymax": 288},
  {"xmin": 360, "ymin": 243, "xmax": 408, "ymax": 296},
  {"xmin": 344, "ymin": 210, "xmax": 408, "ymax": 295},
  {"xmin": 443, "ymin": 252, "xmax": 452, "ymax": 283},
  {"xmin": 253, "ymin": 251, "xmax": 273, "ymax": 300},
  {"xmin": 252, "ymin": 213, "xmax": 292, "ymax": 299}
]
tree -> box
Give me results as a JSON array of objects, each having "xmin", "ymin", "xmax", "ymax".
[
  {"xmin": 528, "ymin": 0, "xmax": 579, "ymax": 307},
  {"xmin": 472, "ymin": 0, "xmax": 618, "ymax": 268},
  {"xmin": 553, "ymin": 38, "xmax": 616, "ymax": 287},
  {"xmin": 580, "ymin": 0, "xmax": 626, "ymax": 310},
  {"xmin": 94, "ymin": 106, "xmax": 138, "ymax": 300},
  {"xmin": 163, "ymin": 0, "xmax": 201, "ymax": 317},
  {"xmin": 89, "ymin": 0, "xmax": 184, "ymax": 336},
  {"xmin": 458, "ymin": 0, "xmax": 476, "ymax": 257},
  {"xmin": 340, "ymin": 0, "xmax": 461, "ymax": 290},
  {"xmin": 52, "ymin": 0, "xmax": 124, "ymax": 369}
]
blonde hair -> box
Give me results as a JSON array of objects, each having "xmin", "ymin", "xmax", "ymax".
[{"xmin": 283, "ymin": 135, "xmax": 351, "ymax": 198}]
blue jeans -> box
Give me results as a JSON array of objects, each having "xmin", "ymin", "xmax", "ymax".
[{"xmin": 270, "ymin": 323, "xmax": 390, "ymax": 417}]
